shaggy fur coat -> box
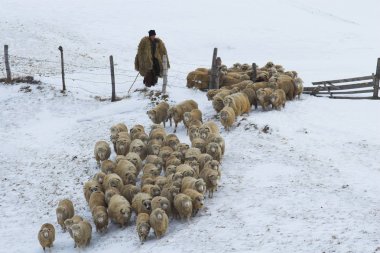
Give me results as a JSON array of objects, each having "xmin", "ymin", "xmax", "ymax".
[{"xmin": 135, "ymin": 37, "xmax": 170, "ymax": 77}]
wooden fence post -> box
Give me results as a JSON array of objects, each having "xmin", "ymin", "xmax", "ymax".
[
  {"xmin": 58, "ymin": 46, "xmax": 66, "ymax": 91},
  {"xmin": 374, "ymin": 58, "xmax": 380, "ymax": 99},
  {"xmin": 110, "ymin": 55, "xmax": 116, "ymax": 102},
  {"xmin": 4, "ymin": 45, "xmax": 12, "ymax": 83},
  {"xmin": 251, "ymin": 63, "xmax": 257, "ymax": 82},
  {"xmin": 162, "ymin": 55, "xmax": 168, "ymax": 94},
  {"xmin": 209, "ymin": 48, "xmax": 218, "ymax": 89},
  {"xmin": 215, "ymin": 57, "xmax": 222, "ymax": 89}
]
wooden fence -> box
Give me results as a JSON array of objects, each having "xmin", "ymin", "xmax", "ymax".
[{"xmin": 303, "ymin": 58, "xmax": 380, "ymax": 100}]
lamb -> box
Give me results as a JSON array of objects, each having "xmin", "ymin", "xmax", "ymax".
[
  {"xmin": 56, "ymin": 199, "xmax": 74, "ymax": 231},
  {"xmin": 256, "ymin": 87, "xmax": 274, "ymax": 110},
  {"xmin": 103, "ymin": 173, "xmax": 123, "ymax": 192},
  {"xmin": 191, "ymin": 137, "xmax": 207, "ymax": 153},
  {"xmin": 132, "ymin": 193, "xmax": 153, "ymax": 215},
  {"xmin": 181, "ymin": 177, "xmax": 206, "ymax": 195},
  {"xmin": 185, "ymin": 148, "xmax": 201, "ymax": 162},
  {"xmin": 145, "ymin": 155, "xmax": 164, "ymax": 172},
  {"xmin": 125, "ymin": 152, "xmax": 143, "ymax": 174},
  {"xmin": 207, "ymin": 134, "xmax": 225, "ymax": 155},
  {"xmin": 83, "ymin": 180, "xmax": 102, "ymax": 203},
  {"xmin": 115, "ymin": 160, "xmax": 138, "ymax": 185},
  {"xmin": 204, "ymin": 160, "xmax": 221, "ymax": 179},
  {"xmin": 164, "ymin": 134, "xmax": 180, "ymax": 150},
  {"xmin": 220, "ymin": 106, "xmax": 235, "ymax": 131},
  {"xmin": 101, "ymin": 160, "xmax": 116, "ymax": 174},
  {"xmin": 147, "ymin": 101, "xmax": 170, "ymax": 127},
  {"xmin": 105, "ymin": 187, "xmax": 120, "ymax": 205},
  {"xmin": 151, "ymin": 196, "xmax": 171, "ymax": 217},
  {"xmin": 197, "ymin": 153, "xmax": 213, "ymax": 172},
  {"xmin": 170, "ymin": 99, "xmax": 199, "ymax": 132},
  {"xmin": 94, "ymin": 141, "xmax": 111, "ymax": 165},
  {"xmin": 270, "ymin": 89, "xmax": 286, "ymax": 110},
  {"xmin": 206, "ymin": 142, "xmax": 223, "ymax": 162},
  {"xmin": 158, "ymin": 146, "xmax": 174, "ymax": 162},
  {"xmin": 183, "ymin": 189, "xmax": 204, "ymax": 216},
  {"xmin": 115, "ymin": 134, "xmax": 131, "ymax": 156},
  {"xmin": 199, "ymin": 121, "xmax": 219, "ymax": 140},
  {"xmin": 92, "ymin": 206, "xmax": 108, "ymax": 233},
  {"xmin": 183, "ymin": 109, "xmax": 203, "ymax": 134},
  {"xmin": 38, "ymin": 223, "xmax": 55, "ymax": 252},
  {"xmin": 121, "ymin": 184, "xmax": 140, "ymax": 203},
  {"xmin": 64, "ymin": 216, "xmax": 83, "ymax": 238},
  {"xmin": 136, "ymin": 213, "xmax": 151, "ymax": 244},
  {"xmin": 142, "ymin": 184, "xmax": 161, "ymax": 197},
  {"xmin": 200, "ymin": 167, "xmax": 219, "ymax": 198},
  {"xmin": 176, "ymin": 164, "xmax": 197, "ymax": 178},
  {"xmin": 130, "ymin": 124, "xmax": 146, "ymax": 140},
  {"xmin": 89, "ymin": 191, "xmax": 106, "ymax": 211},
  {"xmin": 110, "ymin": 123, "xmax": 128, "ymax": 151},
  {"xmin": 173, "ymin": 193, "xmax": 193, "ymax": 221},
  {"xmin": 108, "ymin": 195, "xmax": 132, "ymax": 227},
  {"xmin": 70, "ymin": 220, "xmax": 92, "ymax": 248},
  {"xmin": 149, "ymin": 128, "xmax": 166, "ymax": 145},
  {"xmin": 149, "ymin": 208, "xmax": 169, "ymax": 239},
  {"xmin": 129, "ymin": 139, "xmax": 147, "ymax": 160},
  {"xmin": 142, "ymin": 163, "xmax": 161, "ymax": 177},
  {"xmin": 147, "ymin": 139, "xmax": 162, "ymax": 156}
]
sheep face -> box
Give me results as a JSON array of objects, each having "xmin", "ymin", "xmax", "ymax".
[
  {"xmin": 209, "ymin": 160, "xmax": 220, "ymax": 171},
  {"xmin": 208, "ymin": 143, "xmax": 220, "ymax": 154},
  {"xmin": 189, "ymin": 126, "xmax": 200, "ymax": 140},
  {"xmin": 116, "ymin": 139, "xmax": 129, "ymax": 155},
  {"xmin": 169, "ymin": 187, "xmax": 180, "ymax": 199},
  {"xmin": 194, "ymin": 195, "xmax": 205, "ymax": 209},
  {"xmin": 142, "ymin": 200, "xmax": 152, "ymax": 212},
  {"xmin": 124, "ymin": 174, "xmax": 136, "ymax": 185},
  {"xmin": 120, "ymin": 207, "xmax": 131, "ymax": 220},
  {"xmin": 97, "ymin": 147, "xmax": 108, "ymax": 161},
  {"xmin": 220, "ymin": 110, "xmax": 229, "ymax": 121},
  {"xmin": 40, "ymin": 227, "xmax": 51, "ymax": 239},
  {"xmin": 177, "ymin": 143, "xmax": 189, "ymax": 155},
  {"xmin": 147, "ymin": 109, "xmax": 157, "ymax": 122},
  {"xmin": 208, "ymin": 174, "xmax": 218, "ymax": 187},
  {"xmin": 172, "ymin": 108, "xmax": 182, "ymax": 122},
  {"xmin": 223, "ymin": 97, "xmax": 234, "ymax": 107},
  {"xmin": 183, "ymin": 112, "xmax": 192, "ymax": 124},
  {"xmin": 199, "ymin": 126, "xmax": 212, "ymax": 140},
  {"xmin": 151, "ymin": 186, "xmax": 161, "ymax": 197},
  {"xmin": 109, "ymin": 178, "xmax": 122, "ymax": 189},
  {"xmin": 150, "ymin": 144, "xmax": 161, "ymax": 155},
  {"xmin": 71, "ymin": 224, "xmax": 83, "ymax": 238},
  {"xmin": 159, "ymin": 150, "xmax": 171, "ymax": 162},
  {"xmin": 195, "ymin": 179, "xmax": 206, "ymax": 193},
  {"xmin": 126, "ymin": 156, "xmax": 140, "ymax": 169},
  {"xmin": 131, "ymin": 143, "xmax": 145, "ymax": 156},
  {"xmin": 165, "ymin": 165, "xmax": 177, "ymax": 176},
  {"xmin": 187, "ymin": 160, "xmax": 199, "ymax": 173},
  {"xmin": 137, "ymin": 223, "xmax": 150, "ymax": 243}
]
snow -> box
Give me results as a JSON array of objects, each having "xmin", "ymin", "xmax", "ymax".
[{"xmin": 1, "ymin": 0, "xmax": 380, "ymax": 252}]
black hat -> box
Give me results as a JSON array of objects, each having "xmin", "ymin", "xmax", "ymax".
[{"xmin": 148, "ymin": 30, "xmax": 156, "ymax": 36}]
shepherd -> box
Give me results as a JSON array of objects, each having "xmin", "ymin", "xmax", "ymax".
[{"xmin": 135, "ymin": 30, "xmax": 170, "ymax": 87}]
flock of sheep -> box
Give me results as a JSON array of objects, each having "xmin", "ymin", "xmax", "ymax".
[
  {"xmin": 201, "ymin": 62, "xmax": 304, "ymax": 130},
  {"xmin": 38, "ymin": 99, "xmax": 225, "ymax": 251}
]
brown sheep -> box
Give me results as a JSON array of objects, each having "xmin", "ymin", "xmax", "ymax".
[
  {"xmin": 108, "ymin": 195, "xmax": 132, "ymax": 227},
  {"xmin": 129, "ymin": 139, "xmax": 147, "ymax": 160},
  {"xmin": 130, "ymin": 124, "xmax": 146, "ymax": 140},
  {"xmin": 136, "ymin": 213, "xmax": 151, "ymax": 244},
  {"xmin": 165, "ymin": 155, "xmax": 182, "ymax": 169},
  {"xmin": 115, "ymin": 160, "xmax": 138, "ymax": 185},
  {"xmin": 273, "ymin": 74, "xmax": 296, "ymax": 100},
  {"xmin": 161, "ymin": 185, "xmax": 180, "ymax": 213},
  {"xmin": 256, "ymin": 87, "xmax": 274, "ymax": 110},
  {"xmin": 142, "ymin": 184, "xmax": 161, "ymax": 197},
  {"xmin": 204, "ymin": 160, "xmax": 221, "ymax": 179},
  {"xmin": 101, "ymin": 160, "xmax": 116, "ymax": 174},
  {"xmin": 176, "ymin": 164, "xmax": 197, "ymax": 178},
  {"xmin": 183, "ymin": 109, "xmax": 203, "ymax": 134},
  {"xmin": 143, "ymin": 163, "xmax": 161, "ymax": 177},
  {"xmin": 173, "ymin": 193, "xmax": 193, "ymax": 222},
  {"xmin": 150, "ymin": 208, "xmax": 169, "ymax": 239},
  {"xmin": 93, "ymin": 172, "xmax": 106, "ymax": 188},
  {"xmin": 158, "ymin": 146, "xmax": 174, "ymax": 162},
  {"xmin": 64, "ymin": 215, "xmax": 83, "ymax": 239},
  {"xmin": 197, "ymin": 153, "xmax": 213, "ymax": 172},
  {"xmin": 38, "ymin": 223, "xmax": 55, "ymax": 251},
  {"xmin": 188, "ymin": 121, "xmax": 202, "ymax": 141},
  {"xmin": 92, "ymin": 206, "xmax": 108, "ymax": 233},
  {"xmin": 83, "ymin": 180, "xmax": 102, "ymax": 203},
  {"xmin": 223, "ymin": 92, "xmax": 250, "ymax": 117},
  {"xmin": 176, "ymin": 143, "xmax": 190, "ymax": 156},
  {"xmin": 220, "ymin": 106, "xmax": 235, "ymax": 131},
  {"xmin": 186, "ymin": 69, "xmax": 210, "ymax": 90},
  {"xmin": 94, "ymin": 141, "xmax": 111, "ymax": 165},
  {"xmin": 110, "ymin": 123, "xmax": 128, "ymax": 151},
  {"xmin": 56, "ymin": 199, "xmax": 74, "ymax": 231},
  {"xmin": 151, "ymin": 196, "xmax": 171, "ymax": 217},
  {"xmin": 164, "ymin": 134, "xmax": 180, "ymax": 151},
  {"xmin": 147, "ymin": 139, "xmax": 162, "ymax": 156},
  {"xmin": 89, "ymin": 191, "xmax": 106, "ymax": 212},
  {"xmin": 191, "ymin": 137, "xmax": 207, "ymax": 153},
  {"xmin": 184, "ymin": 160, "xmax": 200, "ymax": 178},
  {"xmin": 207, "ymin": 134, "xmax": 225, "ymax": 155},
  {"xmin": 115, "ymin": 155, "xmax": 128, "ymax": 165},
  {"xmin": 146, "ymin": 155, "xmax": 164, "ymax": 172},
  {"xmin": 132, "ymin": 193, "xmax": 153, "ymax": 215},
  {"xmin": 105, "ymin": 187, "xmax": 120, "ymax": 205},
  {"xmin": 149, "ymin": 128, "xmax": 166, "ymax": 145},
  {"xmin": 154, "ymin": 176, "xmax": 168, "ymax": 190},
  {"xmin": 71, "ymin": 220, "xmax": 92, "ymax": 248},
  {"xmin": 125, "ymin": 152, "xmax": 143, "ymax": 174},
  {"xmin": 185, "ymin": 148, "xmax": 202, "ymax": 162},
  {"xmin": 181, "ymin": 177, "xmax": 206, "ymax": 195},
  {"xmin": 115, "ymin": 134, "xmax": 131, "ymax": 156},
  {"xmin": 270, "ymin": 89, "xmax": 286, "ymax": 110},
  {"xmin": 241, "ymin": 87, "xmax": 257, "ymax": 109},
  {"xmin": 294, "ymin": 77, "xmax": 304, "ymax": 99},
  {"xmin": 199, "ymin": 121, "xmax": 219, "ymax": 140},
  {"xmin": 183, "ymin": 189, "xmax": 205, "ymax": 216},
  {"xmin": 200, "ymin": 168, "xmax": 219, "ymax": 198},
  {"xmin": 147, "ymin": 101, "xmax": 170, "ymax": 127},
  {"xmin": 206, "ymin": 89, "xmax": 221, "ymax": 101},
  {"xmin": 121, "ymin": 184, "xmax": 140, "ymax": 203},
  {"xmin": 164, "ymin": 165, "xmax": 177, "ymax": 177},
  {"xmin": 103, "ymin": 173, "xmax": 123, "ymax": 192},
  {"xmin": 170, "ymin": 99, "xmax": 199, "ymax": 133},
  {"xmin": 212, "ymin": 90, "xmax": 232, "ymax": 113},
  {"xmin": 206, "ymin": 142, "xmax": 223, "ymax": 162},
  {"xmin": 166, "ymin": 172, "xmax": 184, "ymax": 189}
]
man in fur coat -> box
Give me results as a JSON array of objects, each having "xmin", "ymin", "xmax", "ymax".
[{"xmin": 135, "ymin": 30, "xmax": 170, "ymax": 87}]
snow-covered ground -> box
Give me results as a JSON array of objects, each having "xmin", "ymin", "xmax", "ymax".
[{"xmin": 1, "ymin": 0, "xmax": 380, "ymax": 252}]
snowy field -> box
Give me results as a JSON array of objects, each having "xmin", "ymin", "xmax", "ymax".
[{"xmin": 1, "ymin": 0, "xmax": 380, "ymax": 252}]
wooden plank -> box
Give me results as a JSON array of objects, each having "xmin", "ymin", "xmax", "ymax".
[
  {"xmin": 309, "ymin": 82, "xmax": 373, "ymax": 91},
  {"xmin": 329, "ymin": 89, "xmax": 373, "ymax": 95},
  {"xmin": 162, "ymin": 55, "xmax": 168, "ymax": 94},
  {"xmin": 209, "ymin": 48, "xmax": 218, "ymax": 89},
  {"xmin": 374, "ymin": 58, "xmax": 380, "ymax": 98},
  {"xmin": 110, "ymin": 55, "xmax": 115, "ymax": 102},
  {"xmin": 4, "ymin": 45, "xmax": 12, "ymax": 83},
  {"xmin": 329, "ymin": 96, "xmax": 377, "ymax": 100},
  {"xmin": 312, "ymin": 75, "xmax": 373, "ymax": 85}
]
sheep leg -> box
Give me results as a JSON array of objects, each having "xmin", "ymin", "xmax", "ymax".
[
  {"xmin": 169, "ymin": 118, "xmax": 172, "ymax": 127},
  {"xmin": 173, "ymin": 122, "xmax": 178, "ymax": 133}
]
